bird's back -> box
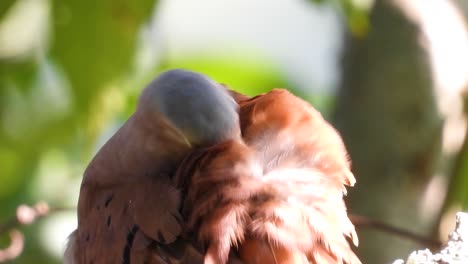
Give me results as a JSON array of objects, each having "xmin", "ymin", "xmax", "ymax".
[{"xmin": 178, "ymin": 89, "xmax": 360, "ymax": 264}]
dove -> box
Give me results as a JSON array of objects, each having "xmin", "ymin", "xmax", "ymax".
[
  {"xmin": 64, "ymin": 69, "xmax": 240, "ymax": 264},
  {"xmin": 176, "ymin": 89, "xmax": 361, "ymax": 264},
  {"xmin": 65, "ymin": 69, "xmax": 360, "ymax": 264}
]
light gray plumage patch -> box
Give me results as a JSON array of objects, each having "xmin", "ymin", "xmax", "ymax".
[{"xmin": 138, "ymin": 69, "xmax": 239, "ymax": 146}]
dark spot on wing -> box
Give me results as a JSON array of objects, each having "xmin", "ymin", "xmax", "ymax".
[
  {"xmin": 149, "ymin": 241, "xmax": 172, "ymax": 263},
  {"xmin": 170, "ymin": 212, "xmax": 183, "ymax": 225},
  {"xmin": 107, "ymin": 215, "xmax": 112, "ymax": 227},
  {"xmin": 159, "ymin": 239, "xmax": 187, "ymax": 260},
  {"xmin": 157, "ymin": 231, "xmax": 166, "ymax": 243},
  {"xmin": 105, "ymin": 193, "xmax": 114, "ymax": 208},
  {"xmin": 122, "ymin": 225, "xmax": 139, "ymax": 264},
  {"xmin": 85, "ymin": 233, "xmax": 90, "ymax": 242}
]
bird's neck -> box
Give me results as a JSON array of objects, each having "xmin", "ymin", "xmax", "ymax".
[{"xmin": 83, "ymin": 112, "xmax": 191, "ymax": 186}]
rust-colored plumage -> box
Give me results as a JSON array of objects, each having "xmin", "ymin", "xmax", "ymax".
[
  {"xmin": 66, "ymin": 69, "xmax": 359, "ymax": 264},
  {"xmin": 177, "ymin": 89, "xmax": 360, "ymax": 264}
]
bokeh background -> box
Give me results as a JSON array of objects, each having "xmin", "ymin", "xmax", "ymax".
[{"xmin": 1, "ymin": 0, "xmax": 468, "ymax": 263}]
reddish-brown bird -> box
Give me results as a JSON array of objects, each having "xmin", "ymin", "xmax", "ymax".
[
  {"xmin": 64, "ymin": 69, "xmax": 241, "ymax": 264},
  {"xmin": 177, "ymin": 89, "xmax": 360, "ymax": 264},
  {"xmin": 65, "ymin": 69, "xmax": 359, "ymax": 264}
]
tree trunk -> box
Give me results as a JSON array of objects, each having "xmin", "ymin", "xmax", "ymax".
[{"xmin": 332, "ymin": 0, "xmax": 442, "ymax": 262}]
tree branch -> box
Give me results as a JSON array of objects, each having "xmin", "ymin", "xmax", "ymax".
[
  {"xmin": 0, "ymin": 202, "xmax": 444, "ymax": 262},
  {"xmin": 350, "ymin": 214, "xmax": 443, "ymax": 249},
  {"xmin": 0, "ymin": 202, "xmax": 72, "ymax": 263}
]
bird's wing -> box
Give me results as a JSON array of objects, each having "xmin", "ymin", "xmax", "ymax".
[
  {"xmin": 65, "ymin": 69, "xmax": 241, "ymax": 264},
  {"xmin": 66, "ymin": 114, "xmax": 189, "ymax": 264}
]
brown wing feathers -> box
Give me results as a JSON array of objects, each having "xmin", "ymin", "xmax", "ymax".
[{"xmin": 67, "ymin": 71, "xmax": 359, "ymax": 264}]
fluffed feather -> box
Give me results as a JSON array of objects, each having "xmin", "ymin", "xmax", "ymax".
[{"xmin": 176, "ymin": 89, "xmax": 360, "ymax": 264}]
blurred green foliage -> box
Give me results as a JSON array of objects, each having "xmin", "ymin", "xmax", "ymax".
[
  {"xmin": 0, "ymin": 0, "xmax": 158, "ymax": 262},
  {"xmin": 0, "ymin": 0, "xmax": 307, "ymax": 262}
]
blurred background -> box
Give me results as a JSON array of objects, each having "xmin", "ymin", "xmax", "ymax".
[{"xmin": 1, "ymin": 0, "xmax": 468, "ymax": 263}]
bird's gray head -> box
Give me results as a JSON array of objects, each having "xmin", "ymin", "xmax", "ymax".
[{"xmin": 138, "ymin": 69, "xmax": 239, "ymax": 146}]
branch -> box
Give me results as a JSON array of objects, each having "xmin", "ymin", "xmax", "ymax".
[
  {"xmin": 0, "ymin": 202, "xmax": 444, "ymax": 262},
  {"xmin": 350, "ymin": 214, "xmax": 443, "ymax": 249},
  {"xmin": 0, "ymin": 230, "xmax": 24, "ymax": 262},
  {"xmin": 0, "ymin": 202, "xmax": 71, "ymax": 263},
  {"xmin": 392, "ymin": 212, "xmax": 468, "ymax": 264}
]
